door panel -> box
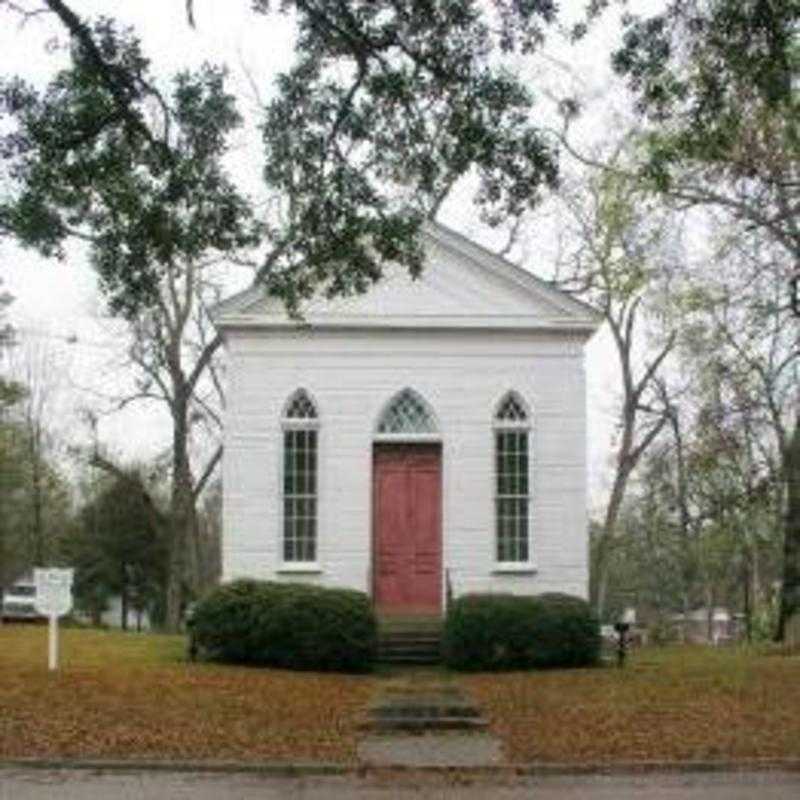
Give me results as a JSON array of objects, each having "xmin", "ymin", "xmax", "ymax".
[
  {"xmin": 374, "ymin": 466, "xmax": 412, "ymax": 609},
  {"xmin": 373, "ymin": 445, "xmax": 442, "ymax": 616}
]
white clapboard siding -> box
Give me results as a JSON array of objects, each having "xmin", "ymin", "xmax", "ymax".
[{"xmin": 222, "ymin": 328, "xmax": 590, "ymax": 600}]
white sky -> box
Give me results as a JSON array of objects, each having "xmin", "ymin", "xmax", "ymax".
[{"xmin": 0, "ymin": 0, "xmax": 666, "ymax": 510}]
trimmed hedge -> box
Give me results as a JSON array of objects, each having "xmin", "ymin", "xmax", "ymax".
[
  {"xmin": 442, "ymin": 592, "xmax": 600, "ymax": 671},
  {"xmin": 190, "ymin": 579, "xmax": 377, "ymax": 672}
]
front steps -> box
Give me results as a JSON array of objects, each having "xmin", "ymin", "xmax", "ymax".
[
  {"xmin": 360, "ymin": 670, "xmax": 490, "ymax": 735},
  {"xmin": 364, "ymin": 684, "xmax": 488, "ymax": 733},
  {"xmin": 360, "ymin": 626, "xmax": 499, "ymax": 766},
  {"xmin": 377, "ymin": 616, "xmax": 443, "ymax": 665}
]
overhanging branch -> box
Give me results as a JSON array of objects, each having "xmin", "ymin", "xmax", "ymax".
[{"xmin": 42, "ymin": 0, "xmax": 173, "ymax": 155}]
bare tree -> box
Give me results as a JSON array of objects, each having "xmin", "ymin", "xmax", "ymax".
[
  {"xmin": 7, "ymin": 338, "xmax": 70, "ymax": 568},
  {"xmin": 669, "ymin": 228, "xmax": 798, "ymax": 636},
  {"xmin": 0, "ymin": 282, "xmax": 24, "ymax": 620},
  {"xmin": 554, "ymin": 154, "xmax": 678, "ymax": 620},
  {"xmin": 122, "ymin": 260, "xmax": 227, "ymax": 621}
]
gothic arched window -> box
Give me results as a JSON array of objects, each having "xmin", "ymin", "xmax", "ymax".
[
  {"xmin": 282, "ymin": 389, "xmax": 318, "ymax": 562},
  {"xmin": 494, "ymin": 392, "xmax": 531, "ymax": 563},
  {"xmin": 376, "ymin": 388, "xmax": 438, "ymax": 435}
]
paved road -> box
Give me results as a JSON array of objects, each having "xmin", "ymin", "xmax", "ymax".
[{"xmin": 1, "ymin": 768, "xmax": 800, "ymax": 799}]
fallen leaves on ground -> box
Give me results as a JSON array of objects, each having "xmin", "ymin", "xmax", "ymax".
[
  {"xmin": 0, "ymin": 625, "xmax": 375, "ymax": 763},
  {"xmin": 463, "ymin": 646, "xmax": 800, "ymax": 763},
  {"xmin": 6, "ymin": 627, "xmax": 798, "ymax": 766}
]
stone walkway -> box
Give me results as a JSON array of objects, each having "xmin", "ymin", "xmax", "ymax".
[
  {"xmin": 358, "ymin": 733, "xmax": 502, "ymax": 767},
  {"xmin": 357, "ymin": 668, "xmax": 503, "ymax": 767}
]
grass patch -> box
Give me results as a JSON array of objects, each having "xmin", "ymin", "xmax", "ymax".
[
  {"xmin": 463, "ymin": 645, "xmax": 800, "ymax": 763},
  {"xmin": 5, "ymin": 627, "xmax": 797, "ymax": 766},
  {"xmin": 0, "ymin": 624, "xmax": 375, "ymax": 763}
]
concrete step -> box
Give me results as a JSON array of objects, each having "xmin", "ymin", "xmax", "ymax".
[
  {"xmin": 377, "ymin": 656, "xmax": 440, "ymax": 666},
  {"xmin": 364, "ymin": 715, "xmax": 489, "ymax": 732},
  {"xmin": 378, "ymin": 639, "xmax": 441, "ymax": 650},
  {"xmin": 377, "ymin": 627, "xmax": 443, "ymax": 664},
  {"xmin": 378, "ymin": 630, "xmax": 442, "ymax": 640},
  {"xmin": 374, "ymin": 703, "xmax": 482, "ymax": 719},
  {"xmin": 361, "ymin": 672, "xmax": 490, "ymax": 735},
  {"xmin": 363, "ymin": 693, "xmax": 489, "ymax": 732},
  {"xmin": 378, "ymin": 651, "xmax": 441, "ymax": 659},
  {"xmin": 377, "ymin": 613, "xmax": 443, "ymax": 663},
  {"xmin": 378, "ymin": 647, "xmax": 441, "ymax": 656},
  {"xmin": 378, "ymin": 631, "xmax": 442, "ymax": 642},
  {"xmin": 358, "ymin": 732, "xmax": 503, "ymax": 767},
  {"xmin": 377, "ymin": 616, "xmax": 443, "ymax": 632},
  {"xmin": 378, "ymin": 646, "xmax": 441, "ymax": 656},
  {"xmin": 377, "ymin": 624, "xmax": 442, "ymax": 635}
]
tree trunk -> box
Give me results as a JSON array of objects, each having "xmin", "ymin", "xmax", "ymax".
[
  {"xmin": 706, "ymin": 587, "xmax": 715, "ymax": 644},
  {"xmin": 120, "ymin": 572, "xmax": 129, "ymax": 632},
  {"xmin": 29, "ymin": 426, "xmax": 44, "ymax": 566},
  {"xmin": 595, "ymin": 560, "xmax": 612, "ymax": 623},
  {"xmin": 164, "ymin": 393, "xmax": 198, "ymax": 631},
  {"xmin": 743, "ymin": 556, "xmax": 752, "ymax": 643},
  {"xmin": 680, "ymin": 593, "xmax": 690, "ymax": 644},
  {"xmin": 778, "ymin": 415, "xmax": 800, "ymax": 640},
  {"xmin": 593, "ymin": 534, "xmax": 610, "ymax": 623},
  {"xmin": 751, "ymin": 540, "xmax": 761, "ymax": 609},
  {"xmin": 595, "ymin": 460, "xmax": 633, "ymax": 622}
]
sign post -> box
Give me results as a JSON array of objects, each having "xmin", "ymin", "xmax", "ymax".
[{"xmin": 33, "ymin": 568, "xmax": 74, "ymax": 671}]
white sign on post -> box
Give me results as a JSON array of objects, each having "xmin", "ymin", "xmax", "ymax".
[{"xmin": 33, "ymin": 568, "xmax": 73, "ymax": 671}]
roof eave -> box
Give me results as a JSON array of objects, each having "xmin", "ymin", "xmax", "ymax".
[
  {"xmin": 215, "ymin": 315, "xmax": 600, "ymax": 337},
  {"xmin": 424, "ymin": 221, "xmax": 603, "ymax": 321}
]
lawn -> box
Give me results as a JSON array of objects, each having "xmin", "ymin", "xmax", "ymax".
[
  {"xmin": 465, "ymin": 645, "xmax": 800, "ymax": 764},
  {"xmin": 3, "ymin": 627, "xmax": 799, "ymax": 767},
  {"xmin": 0, "ymin": 624, "xmax": 375, "ymax": 763}
]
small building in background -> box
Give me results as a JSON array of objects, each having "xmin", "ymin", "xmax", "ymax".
[
  {"xmin": 99, "ymin": 595, "xmax": 152, "ymax": 631},
  {"xmin": 670, "ymin": 607, "xmax": 739, "ymax": 645}
]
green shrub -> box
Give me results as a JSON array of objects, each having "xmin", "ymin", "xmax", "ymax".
[
  {"xmin": 191, "ymin": 579, "xmax": 377, "ymax": 672},
  {"xmin": 442, "ymin": 592, "xmax": 600, "ymax": 671}
]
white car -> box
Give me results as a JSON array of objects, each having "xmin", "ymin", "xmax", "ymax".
[{"xmin": 1, "ymin": 578, "xmax": 40, "ymax": 620}]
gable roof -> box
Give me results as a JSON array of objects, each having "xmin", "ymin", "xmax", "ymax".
[{"xmin": 212, "ymin": 221, "xmax": 602, "ymax": 335}]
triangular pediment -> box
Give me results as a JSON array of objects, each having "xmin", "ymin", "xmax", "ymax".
[{"xmin": 213, "ymin": 222, "xmax": 600, "ymax": 334}]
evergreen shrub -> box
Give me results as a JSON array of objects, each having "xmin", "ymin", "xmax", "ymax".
[
  {"xmin": 442, "ymin": 592, "xmax": 600, "ymax": 671},
  {"xmin": 191, "ymin": 579, "xmax": 377, "ymax": 671}
]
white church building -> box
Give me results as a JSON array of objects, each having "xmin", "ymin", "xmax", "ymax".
[{"xmin": 213, "ymin": 223, "xmax": 600, "ymax": 618}]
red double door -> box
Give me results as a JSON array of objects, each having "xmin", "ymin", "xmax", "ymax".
[{"xmin": 372, "ymin": 444, "xmax": 442, "ymax": 616}]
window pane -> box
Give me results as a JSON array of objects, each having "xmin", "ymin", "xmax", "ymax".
[
  {"xmin": 283, "ymin": 498, "xmax": 295, "ymax": 561},
  {"xmin": 308, "ymin": 433, "xmax": 317, "ymax": 495},
  {"xmin": 516, "ymin": 451, "xmax": 527, "ymax": 494},
  {"xmin": 377, "ymin": 389, "xmax": 437, "ymax": 433},
  {"xmin": 285, "ymin": 390, "xmax": 317, "ymax": 419},
  {"xmin": 495, "ymin": 428, "xmax": 530, "ymax": 562},
  {"xmin": 309, "ymin": 446, "xmax": 317, "ymax": 473},
  {"xmin": 496, "ymin": 393, "xmax": 528, "ymax": 423},
  {"xmin": 518, "ymin": 463, "xmax": 527, "ymax": 495},
  {"xmin": 283, "ymin": 427, "xmax": 317, "ymax": 562},
  {"xmin": 518, "ymin": 506, "xmax": 529, "ymax": 561},
  {"xmin": 496, "ymin": 452, "xmax": 504, "ymax": 494},
  {"xmin": 284, "ymin": 440, "xmax": 292, "ymax": 472}
]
